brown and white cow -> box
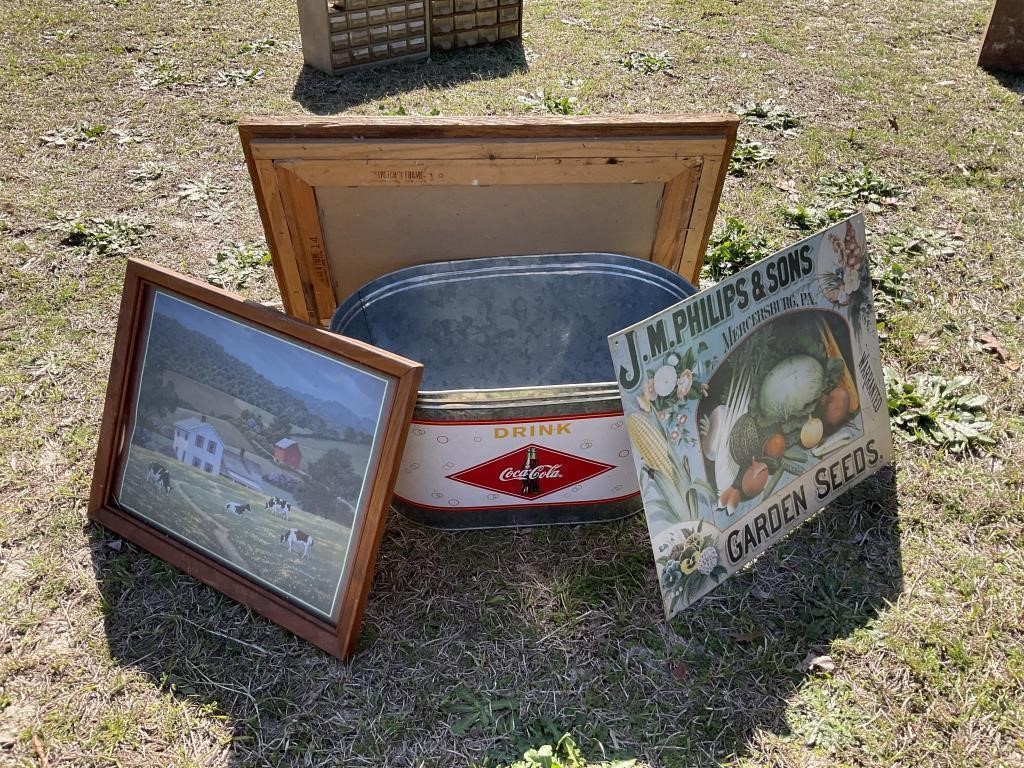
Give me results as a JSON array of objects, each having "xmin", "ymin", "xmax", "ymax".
[{"xmin": 280, "ymin": 528, "xmax": 314, "ymax": 559}]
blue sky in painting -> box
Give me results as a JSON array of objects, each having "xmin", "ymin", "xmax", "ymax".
[{"xmin": 152, "ymin": 291, "xmax": 387, "ymax": 417}]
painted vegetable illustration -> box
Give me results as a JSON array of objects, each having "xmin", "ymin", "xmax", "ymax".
[
  {"xmin": 629, "ymin": 412, "xmax": 691, "ymax": 519},
  {"xmin": 818, "ymin": 317, "xmax": 859, "ymax": 413},
  {"xmin": 759, "ymin": 354, "xmax": 826, "ymax": 424},
  {"xmin": 695, "ymin": 310, "xmax": 868, "ymax": 517},
  {"xmin": 718, "ymin": 485, "xmax": 741, "ymax": 514},
  {"xmin": 821, "ymin": 385, "xmax": 852, "ymax": 430},
  {"xmin": 629, "ymin": 412, "xmax": 713, "ymax": 521},
  {"xmin": 741, "ymin": 460, "xmax": 770, "ymax": 497},
  {"xmin": 801, "ymin": 415, "xmax": 824, "ymax": 448},
  {"xmin": 729, "ymin": 413, "xmax": 762, "ymax": 467},
  {"xmin": 629, "ymin": 412, "xmax": 676, "ymax": 482},
  {"xmin": 653, "ymin": 364, "xmax": 678, "ymax": 397},
  {"xmin": 762, "ymin": 433, "xmax": 786, "ymax": 459}
]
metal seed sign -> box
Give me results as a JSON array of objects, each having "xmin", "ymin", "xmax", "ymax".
[{"xmin": 608, "ymin": 214, "xmax": 893, "ymax": 618}]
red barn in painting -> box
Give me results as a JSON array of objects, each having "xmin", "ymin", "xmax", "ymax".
[{"xmin": 274, "ymin": 438, "xmax": 302, "ymax": 470}]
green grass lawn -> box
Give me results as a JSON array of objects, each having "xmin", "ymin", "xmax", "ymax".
[{"xmin": 0, "ymin": 0, "xmax": 1021, "ymax": 766}]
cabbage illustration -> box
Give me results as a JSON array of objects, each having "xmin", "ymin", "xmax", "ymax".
[{"xmin": 758, "ymin": 354, "xmax": 826, "ymax": 424}]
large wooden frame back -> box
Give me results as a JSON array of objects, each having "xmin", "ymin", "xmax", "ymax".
[
  {"xmin": 88, "ymin": 260, "xmax": 422, "ymax": 660},
  {"xmin": 239, "ymin": 115, "xmax": 739, "ymax": 325}
]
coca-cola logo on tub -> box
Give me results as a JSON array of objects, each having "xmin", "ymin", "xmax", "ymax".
[
  {"xmin": 448, "ymin": 444, "xmax": 615, "ymax": 501},
  {"xmin": 498, "ymin": 464, "xmax": 563, "ymax": 482}
]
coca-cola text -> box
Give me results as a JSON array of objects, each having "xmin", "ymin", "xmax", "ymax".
[{"xmin": 499, "ymin": 464, "xmax": 564, "ymax": 482}]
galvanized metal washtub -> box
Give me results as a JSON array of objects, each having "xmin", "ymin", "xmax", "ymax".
[{"xmin": 330, "ymin": 253, "xmax": 696, "ymax": 529}]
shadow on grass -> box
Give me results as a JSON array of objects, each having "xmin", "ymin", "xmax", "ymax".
[
  {"xmin": 987, "ymin": 69, "xmax": 1024, "ymax": 95},
  {"xmin": 291, "ymin": 41, "xmax": 528, "ymax": 114},
  {"xmin": 91, "ymin": 466, "xmax": 901, "ymax": 766}
]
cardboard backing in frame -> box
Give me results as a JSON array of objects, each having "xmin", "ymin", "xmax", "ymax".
[{"xmin": 239, "ymin": 115, "xmax": 739, "ymax": 327}]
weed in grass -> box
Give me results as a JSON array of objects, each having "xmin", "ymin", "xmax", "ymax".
[
  {"xmin": 619, "ymin": 50, "xmax": 673, "ymax": 74},
  {"xmin": 642, "ymin": 16, "xmax": 684, "ymax": 33},
  {"xmin": 560, "ymin": 16, "xmax": 596, "ymax": 31},
  {"xmin": 25, "ymin": 351, "xmax": 69, "ymax": 382},
  {"xmin": 41, "ymin": 28, "xmax": 78, "ymax": 44},
  {"xmin": 177, "ymin": 173, "xmax": 228, "ymax": 204},
  {"xmin": 196, "ymin": 200, "xmax": 237, "ymax": 225},
  {"xmin": 728, "ymin": 138, "xmax": 776, "ymax": 176},
  {"xmin": 870, "ymin": 248, "xmax": 915, "ymax": 330},
  {"xmin": 136, "ymin": 60, "xmax": 188, "ymax": 90},
  {"xmin": 212, "ymin": 67, "xmax": 264, "ymax": 87},
  {"xmin": 781, "ymin": 200, "xmax": 850, "ymax": 231},
  {"xmin": 882, "ymin": 226, "xmax": 958, "ymax": 260},
  {"xmin": 377, "ymin": 104, "xmax": 442, "ymax": 116},
  {"xmin": 57, "ymin": 213, "xmax": 152, "ymax": 258},
  {"xmin": 733, "ymin": 99, "xmax": 801, "ymax": 134},
  {"xmin": 518, "ymin": 89, "xmax": 580, "ymax": 115},
  {"xmin": 126, "ymin": 163, "xmax": 168, "ymax": 189},
  {"xmin": 506, "ymin": 733, "xmax": 627, "ymax": 768},
  {"xmin": 543, "ymin": 94, "xmax": 579, "ymax": 115},
  {"xmin": 239, "ymin": 37, "xmax": 283, "ymax": 56},
  {"xmin": 444, "ymin": 688, "xmax": 519, "ymax": 737},
  {"xmin": 39, "ymin": 122, "xmax": 108, "ymax": 149},
  {"xmin": 206, "ymin": 241, "xmax": 271, "ymax": 289},
  {"xmin": 702, "ymin": 217, "xmax": 774, "ymax": 282},
  {"xmin": 89, "ymin": 708, "xmax": 140, "ymax": 753},
  {"xmin": 819, "ymin": 166, "xmax": 904, "ymax": 211},
  {"xmin": 886, "ymin": 370, "xmax": 996, "ymax": 453},
  {"xmin": 107, "ymin": 128, "xmax": 147, "ymax": 145}
]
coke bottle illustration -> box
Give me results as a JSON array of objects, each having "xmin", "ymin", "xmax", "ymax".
[{"xmin": 521, "ymin": 447, "xmax": 541, "ymax": 496}]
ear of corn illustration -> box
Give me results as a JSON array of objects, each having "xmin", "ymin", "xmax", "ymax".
[
  {"xmin": 628, "ymin": 412, "xmax": 697, "ymax": 521},
  {"xmin": 628, "ymin": 413, "xmax": 676, "ymax": 482}
]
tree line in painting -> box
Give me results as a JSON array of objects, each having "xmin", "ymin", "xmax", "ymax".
[
  {"xmin": 134, "ymin": 312, "xmax": 375, "ymax": 524},
  {"xmin": 145, "ymin": 313, "xmax": 371, "ymax": 441}
]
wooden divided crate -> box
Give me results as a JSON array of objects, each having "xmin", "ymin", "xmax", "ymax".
[
  {"xmin": 429, "ymin": 0, "xmax": 521, "ymax": 51},
  {"xmin": 297, "ymin": 0, "xmax": 522, "ymax": 74}
]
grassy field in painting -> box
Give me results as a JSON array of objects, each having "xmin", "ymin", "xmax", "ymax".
[
  {"xmin": 118, "ymin": 445, "xmax": 353, "ymax": 617},
  {"xmin": 161, "ymin": 371, "xmax": 277, "ymax": 427}
]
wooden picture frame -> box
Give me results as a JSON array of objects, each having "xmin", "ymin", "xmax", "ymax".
[
  {"xmin": 239, "ymin": 115, "xmax": 739, "ymax": 326},
  {"xmin": 89, "ymin": 260, "xmax": 422, "ymax": 659}
]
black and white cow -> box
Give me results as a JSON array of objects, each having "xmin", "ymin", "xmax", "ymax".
[
  {"xmin": 264, "ymin": 497, "xmax": 291, "ymax": 520},
  {"xmin": 280, "ymin": 528, "xmax": 314, "ymax": 559},
  {"xmin": 225, "ymin": 502, "xmax": 250, "ymax": 516},
  {"xmin": 146, "ymin": 462, "xmax": 171, "ymax": 495}
]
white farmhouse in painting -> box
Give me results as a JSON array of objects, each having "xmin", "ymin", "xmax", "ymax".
[{"xmin": 173, "ymin": 417, "xmax": 223, "ymax": 476}]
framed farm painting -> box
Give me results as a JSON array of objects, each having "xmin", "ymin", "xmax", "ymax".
[{"xmin": 89, "ymin": 260, "xmax": 421, "ymax": 659}]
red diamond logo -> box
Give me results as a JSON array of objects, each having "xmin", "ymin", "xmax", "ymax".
[{"xmin": 447, "ymin": 443, "xmax": 615, "ymax": 501}]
